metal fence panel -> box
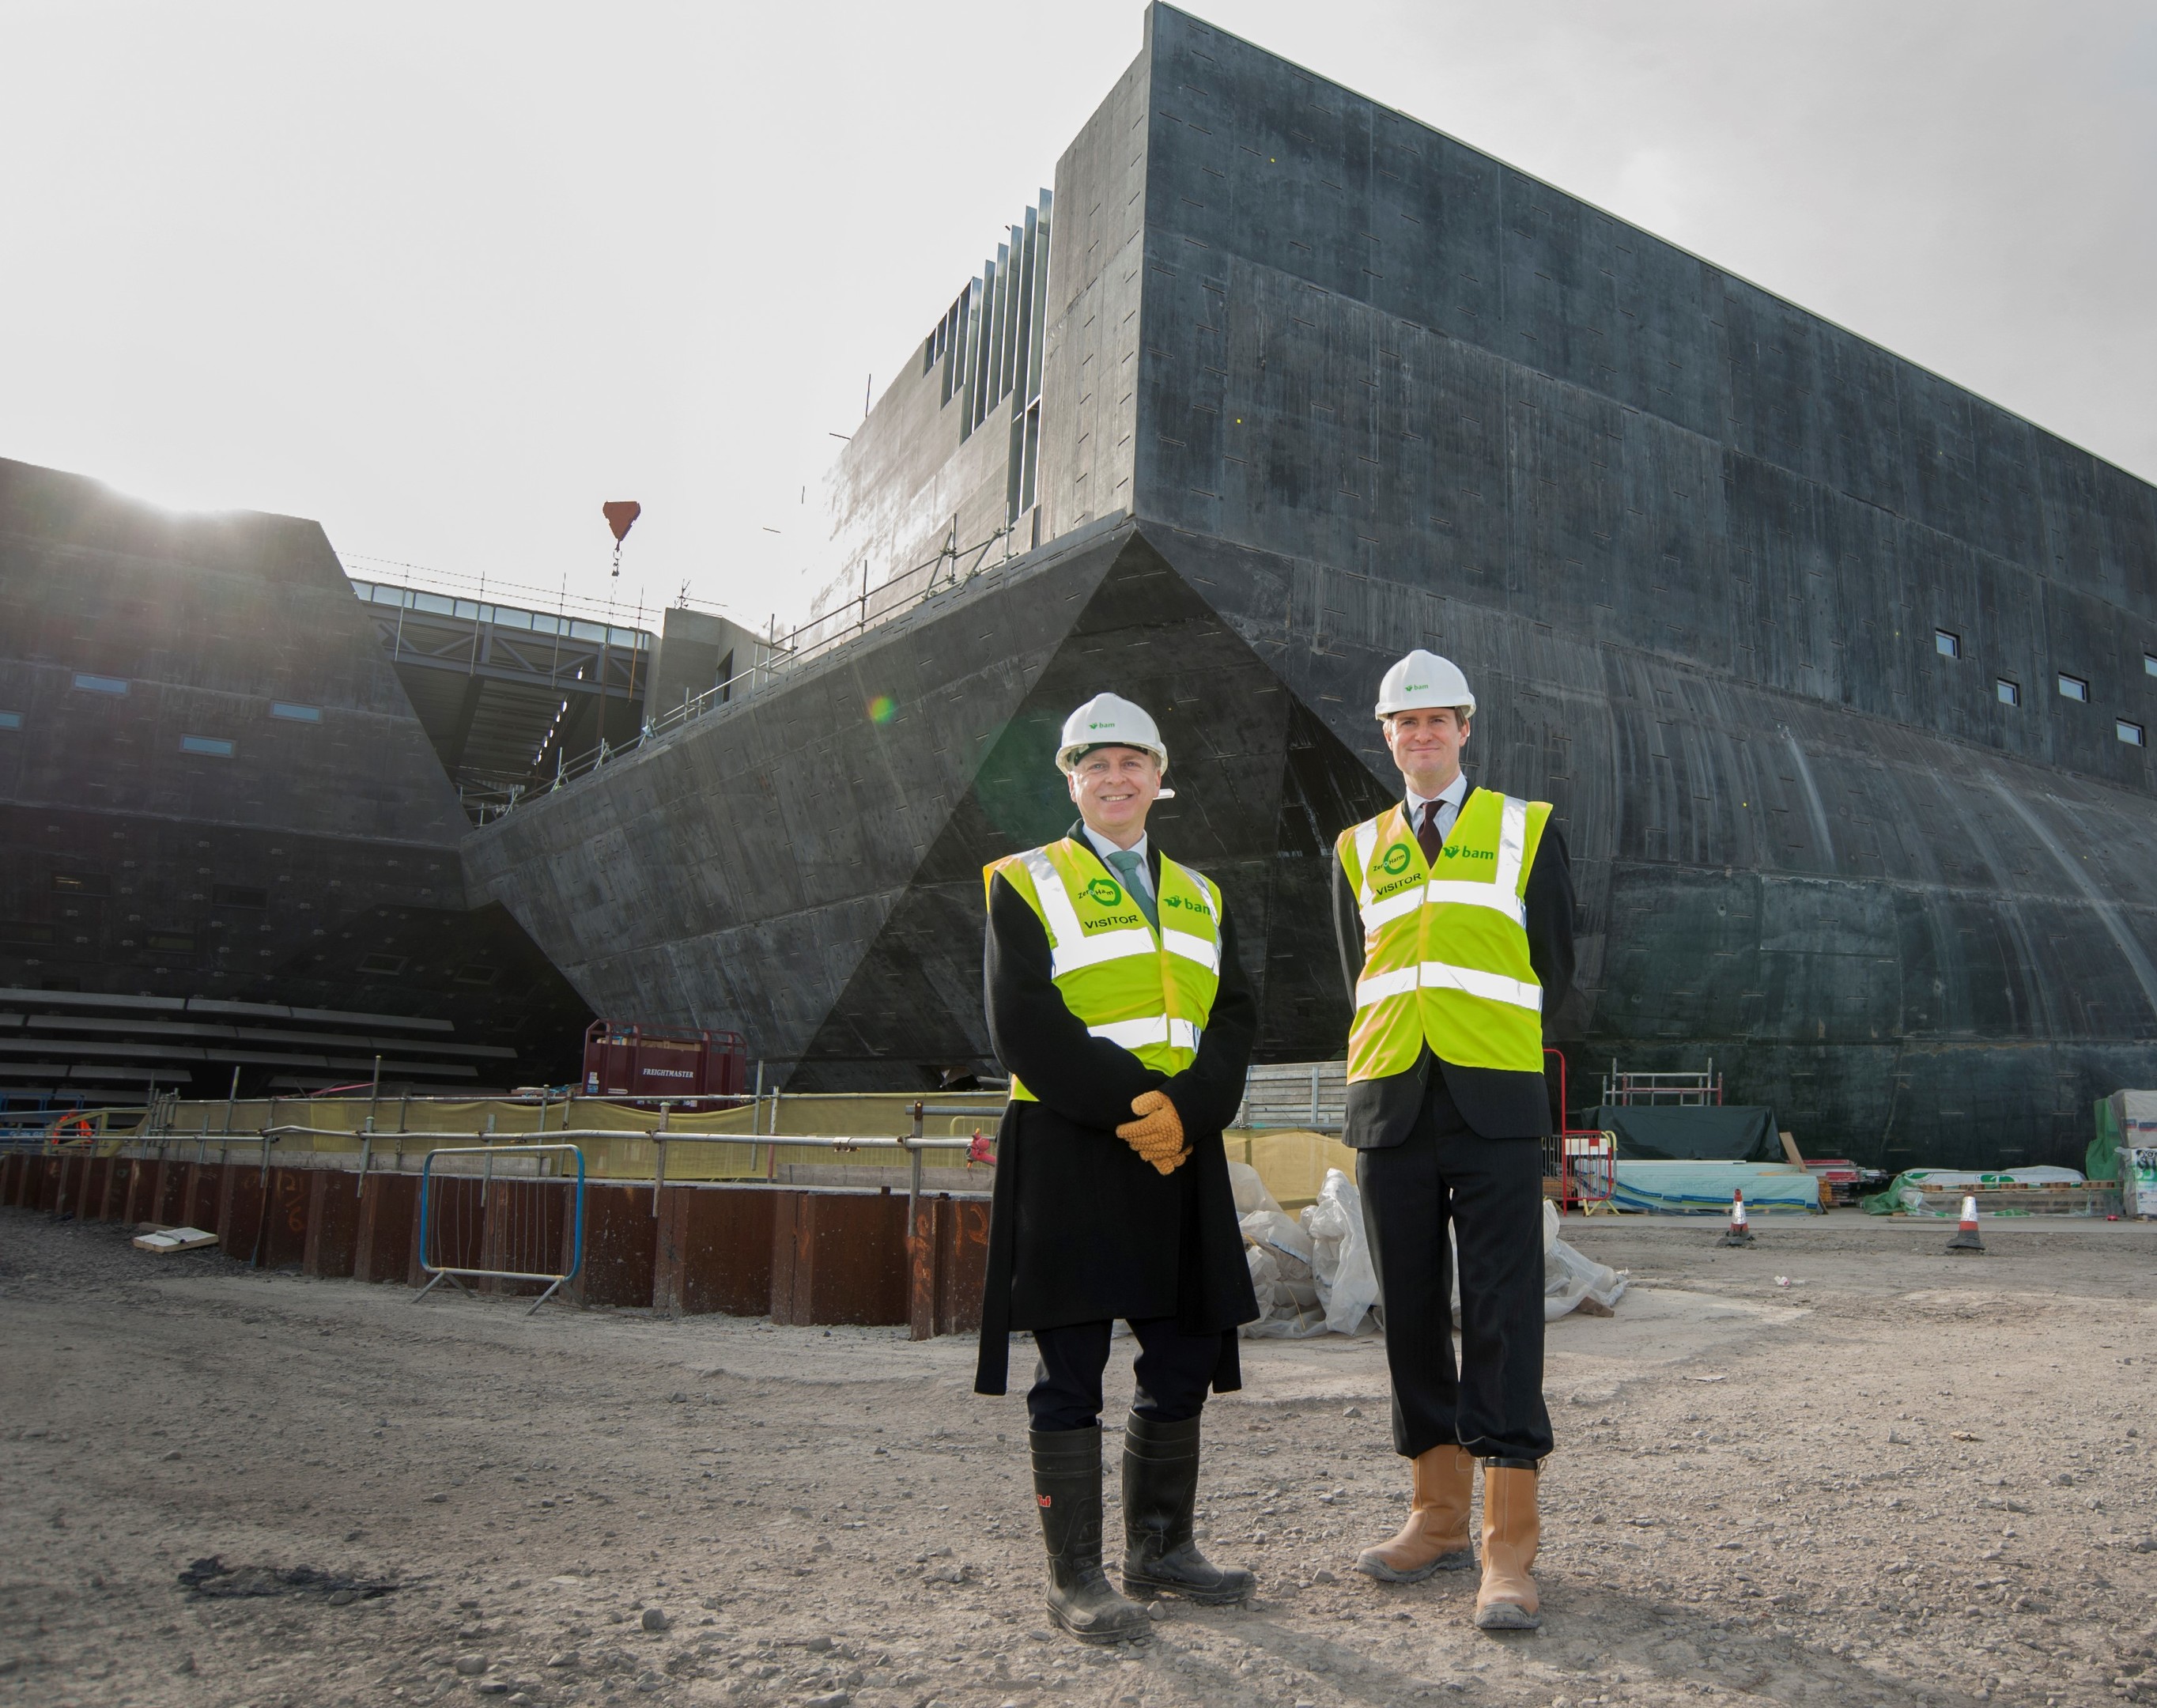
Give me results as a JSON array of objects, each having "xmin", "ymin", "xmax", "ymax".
[{"xmin": 416, "ymin": 1143, "xmax": 586, "ymax": 1313}]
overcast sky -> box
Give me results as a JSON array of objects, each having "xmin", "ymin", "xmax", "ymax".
[{"xmin": 3, "ymin": 1, "xmax": 2150, "ymax": 633}]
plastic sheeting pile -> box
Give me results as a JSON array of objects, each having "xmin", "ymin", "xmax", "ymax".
[
  {"xmin": 1860, "ymin": 1164, "xmax": 2085, "ymax": 1215},
  {"xmin": 1230, "ymin": 1163, "xmax": 1626, "ymax": 1337}
]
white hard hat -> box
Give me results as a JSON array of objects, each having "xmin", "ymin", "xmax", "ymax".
[
  {"xmin": 1056, "ymin": 693, "xmax": 1169, "ymax": 775},
  {"xmin": 1373, "ymin": 649, "xmax": 1475, "ymax": 720}
]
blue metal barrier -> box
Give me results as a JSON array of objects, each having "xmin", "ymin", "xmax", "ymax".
[{"xmin": 416, "ymin": 1143, "xmax": 586, "ymax": 1313}]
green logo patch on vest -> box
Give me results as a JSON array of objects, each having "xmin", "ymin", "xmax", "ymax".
[
  {"xmin": 1381, "ymin": 844, "xmax": 1411, "ymax": 875},
  {"xmin": 1086, "ymin": 877, "xmax": 1123, "ymax": 906}
]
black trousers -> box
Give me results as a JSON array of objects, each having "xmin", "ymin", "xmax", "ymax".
[
  {"xmin": 1027, "ymin": 1317, "xmax": 1221, "ymax": 1433},
  {"xmin": 1358, "ymin": 1071, "xmax": 1553, "ymax": 1463}
]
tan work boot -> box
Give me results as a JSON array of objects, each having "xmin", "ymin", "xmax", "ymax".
[
  {"xmin": 1473, "ymin": 1461, "xmax": 1542, "ymax": 1630},
  {"xmin": 1354, "ymin": 1443, "xmax": 1475, "ymax": 1582}
]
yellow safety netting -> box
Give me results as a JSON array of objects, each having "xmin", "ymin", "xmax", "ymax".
[{"xmin": 85, "ymin": 1094, "xmax": 1357, "ymax": 1204}]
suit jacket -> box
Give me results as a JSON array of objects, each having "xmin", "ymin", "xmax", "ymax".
[
  {"xmin": 973, "ymin": 826, "xmax": 1260, "ymax": 1396},
  {"xmin": 1331, "ymin": 787, "xmax": 1577, "ymax": 1146}
]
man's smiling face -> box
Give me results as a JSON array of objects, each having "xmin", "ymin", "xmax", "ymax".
[{"xmin": 1067, "ymin": 745, "xmax": 1162, "ymax": 846}]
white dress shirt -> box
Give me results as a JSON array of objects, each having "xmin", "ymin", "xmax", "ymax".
[
  {"xmin": 1080, "ymin": 825, "xmax": 1154, "ymax": 899},
  {"xmin": 1405, "ymin": 771, "xmax": 1469, "ymax": 844}
]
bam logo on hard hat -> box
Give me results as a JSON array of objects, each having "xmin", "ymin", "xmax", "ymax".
[{"xmin": 1087, "ymin": 878, "xmax": 1123, "ymax": 906}]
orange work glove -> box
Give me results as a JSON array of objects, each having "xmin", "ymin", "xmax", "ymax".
[{"xmin": 1116, "ymin": 1089, "xmax": 1189, "ymax": 1174}]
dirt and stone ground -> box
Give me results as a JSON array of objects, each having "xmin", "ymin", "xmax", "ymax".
[{"xmin": 4, "ymin": 1207, "xmax": 2157, "ymax": 1708}]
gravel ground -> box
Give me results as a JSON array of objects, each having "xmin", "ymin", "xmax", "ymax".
[{"xmin": 3, "ymin": 1206, "xmax": 2156, "ymax": 1708}]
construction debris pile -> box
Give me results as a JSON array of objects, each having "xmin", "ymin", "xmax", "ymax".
[{"xmin": 1230, "ymin": 1162, "xmax": 1626, "ymax": 1337}]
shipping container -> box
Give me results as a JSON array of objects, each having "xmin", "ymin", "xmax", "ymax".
[{"xmin": 581, "ymin": 1021, "xmax": 747, "ymax": 1102}]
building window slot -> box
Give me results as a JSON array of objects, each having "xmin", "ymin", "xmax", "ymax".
[
  {"xmin": 2120, "ymin": 720, "xmax": 2145, "ymax": 747},
  {"xmin": 0, "ymin": 921, "xmax": 55, "ymax": 943},
  {"xmin": 1934, "ymin": 629, "xmax": 1960, "ymax": 659},
  {"xmin": 71, "ymin": 673, "xmax": 128, "ymax": 695},
  {"xmin": 0, "ymin": 711, "xmax": 21, "ymax": 729},
  {"xmin": 212, "ymin": 884, "xmax": 268, "ymax": 909},
  {"xmin": 270, "ymin": 702, "xmax": 322, "ymax": 723},
  {"xmin": 52, "ymin": 872, "xmax": 110, "ymax": 896},
  {"xmin": 146, "ymin": 931, "xmax": 197, "ymax": 953},
  {"xmin": 2145, "ymin": 653, "xmax": 2157, "ymax": 678},
  {"xmin": 180, "ymin": 735, "xmax": 236, "ymax": 757},
  {"xmin": 2059, "ymin": 674, "xmax": 2089, "ymax": 703},
  {"xmin": 453, "ymin": 965, "xmax": 501, "ymax": 986},
  {"xmin": 1996, "ymin": 679, "xmax": 2019, "ymax": 707},
  {"xmin": 357, "ymin": 952, "xmax": 409, "ymax": 976}
]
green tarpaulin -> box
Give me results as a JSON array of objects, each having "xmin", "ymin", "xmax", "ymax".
[{"xmin": 1589, "ymin": 1105, "xmax": 1784, "ymax": 1163}]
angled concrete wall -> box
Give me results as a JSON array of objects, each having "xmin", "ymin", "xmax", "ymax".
[
  {"xmin": 1120, "ymin": 4, "xmax": 2157, "ymax": 1166},
  {"xmin": 459, "ymin": 4, "xmax": 2157, "ymax": 1168}
]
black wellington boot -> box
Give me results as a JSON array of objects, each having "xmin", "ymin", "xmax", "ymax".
[
  {"xmin": 1031, "ymin": 1427, "xmax": 1154, "ymax": 1644},
  {"xmin": 1120, "ymin": 1411, "xmax": 1255, "ymax": 1604}
]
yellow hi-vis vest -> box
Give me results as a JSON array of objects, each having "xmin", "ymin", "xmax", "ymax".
[
  {"xmin": 984, "ymin": 838, "xmax": 1224, "ymax": 1104},
  {"xmin": 1335, "ymin": 789, "xmax": 1551, "ymax": 1083}
]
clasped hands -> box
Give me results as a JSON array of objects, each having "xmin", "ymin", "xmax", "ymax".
[{"xmin": 1116, "ymin": 1089, "xmax": 1190, "ymax": 1174}]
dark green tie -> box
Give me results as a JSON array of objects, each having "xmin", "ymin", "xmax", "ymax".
[{"xmin": 1105, "ymin": 848, "xmax": 1158, "ymax": 931}]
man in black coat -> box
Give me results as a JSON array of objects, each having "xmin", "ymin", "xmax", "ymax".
[
  {"xmin": 1331, "ymin": 650, "xmax": 1576, "ymax": 1632},
  {"xmin": 975, "ymin": 692, "xmax": 1260, "ymax": 1643}
]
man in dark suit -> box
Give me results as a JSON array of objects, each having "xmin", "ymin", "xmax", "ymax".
[
  {"xmin": 976, "ymin": 693, "xmax": 1260, "ymax": 1643},
  {"xmin": 1329, "ymin": 651, "xmax": 1575, "ymax": 1631}
]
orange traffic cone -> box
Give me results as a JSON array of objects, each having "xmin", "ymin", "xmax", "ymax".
[
  {"xmin": 1717, "ymin": 1188, "xmax": 1755, "ymax": 1247},
  {"xmin": 1945, "ymin": 1193, "xmax": 1985, "ymax": 1253}
]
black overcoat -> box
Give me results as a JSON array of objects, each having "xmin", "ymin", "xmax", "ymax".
[{"xmin": 973, "ymin": 830, "xmax": 1261, "ymax": 1396}]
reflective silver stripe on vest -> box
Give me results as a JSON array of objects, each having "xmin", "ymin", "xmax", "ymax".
[
  {"xmin": 1353, "ymin": 965, "xmax": 1421, "ymax": 1007},
  {"xmin": 1354, "ymin": 818, "xmax": 1381, "ymax": 908},
  {"xmin": 1021, "ymin": 848, "xmax": 1158, "ymax": 977},
  {"xmin": 1422, "ymin": 879, "xmax": 1528, "ymax": 925},
  {"xmin": 1087, "ymin": 1015, "xmax": 1203, "ymax": 1052},
  {"xmin": 1353, "ymin": 960, "xmax": 1541, "ymax": 1014},
  {"xmin": 1358, "ymin": 879, "xmax": 1525, "ymax": 931},
  {"xmin": 1494, "ymin": 796, "xmax": 1527, "ymax": 896},
  {"xmin": 1359, "ymin": 885, "xmax": 1424, "ymax": 931},
  {"xmin": 1162, "ymin": 928, "xmax": 1218, "ymax": 972},
  {"xmin": 1417, "ymin": 958, "xmax": 1541, "ymax": 1012}
]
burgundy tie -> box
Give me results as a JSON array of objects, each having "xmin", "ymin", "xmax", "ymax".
[{"xmin": 1416, "ymin": 799, "xmax": 1445, "ymax": 867}]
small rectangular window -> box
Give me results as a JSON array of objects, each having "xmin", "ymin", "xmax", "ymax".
[
  {"xmin": 2059, "ymin": 674, "xmax": 2090, "ymax": 702},
  {"xmin": 2145, "ymin": 652, "xmax": 2157, "ymax": 678},
  {"xmin": 270, "ymin": 702, "xmax": 322, "ymax": 723},
  {"xmin": 71, "ymin": 672, "xmax": 128, "ymax": 695},
  {"xmin": 212, "ymin": 883, "xmax": 268, "ymax": 909},
  {"xmin": 453, "ymin": 965, "xmax": 501, "ymax": 987},
  {"xmin": 0, "ymin": 920, "xmax": 55, "ymax": 943},
  {"xmin": 146, "ymin": 931, "xmax": 197, "ymax": 953},
  {"xmin": 2120, "ymin": 720, "xmax": 2145, "ymax": 747},
  {"xmin": 357, "ymin": 952, "xmax": 408, "ymax": 976},
  {"xmin": 1934, "ymin": 629, "xmax": 1960, "ymax": 659},
  {"xmin": 0, "ymin": 710, "xmax": 21, "ymax": 729},
  {"xmin": 51, "ymin": 871, "xmax": 111, "ymax": 896},
  {"xmin": 1996, "ymin": 679, "xmax": 2020, "ymax": 706},
  {"xmin": 180, "ymin": 735, "xmax": 236, "ymax": 758}
]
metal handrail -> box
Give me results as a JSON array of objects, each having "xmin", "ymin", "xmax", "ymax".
[
  {"xmin": 247, "ymin": 1125, "xmax": 977, "ymax": 1149},
  {"xmin": 478, "ymin": 523, "xmax": 1022, "ymax": 822}
]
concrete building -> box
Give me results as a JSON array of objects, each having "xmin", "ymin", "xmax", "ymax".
[
  {"xmin": 0, "ymin": 456, "xmax": 591, "ymax": 1102},
  {"xmin": 168, "ymin": 3, "xmax": 2157, "ymax": 1170}
]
